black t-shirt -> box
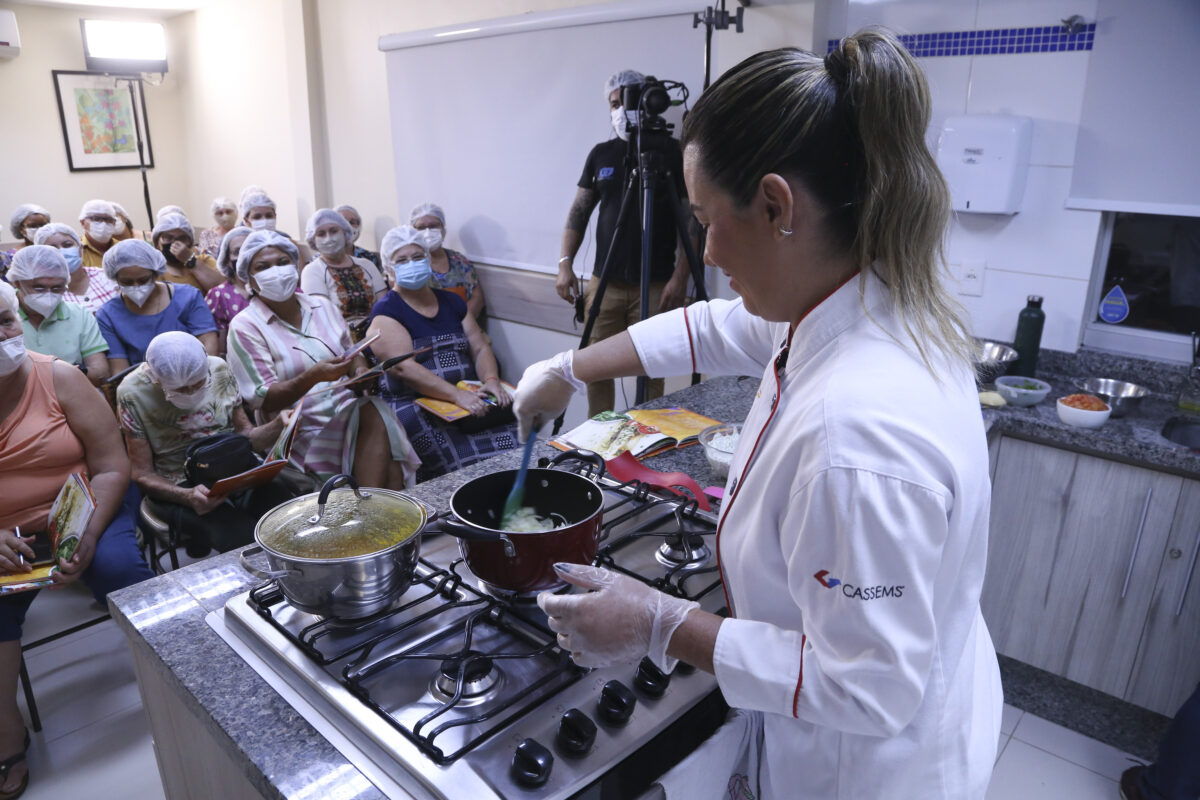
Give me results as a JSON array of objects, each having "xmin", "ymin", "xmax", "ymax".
[{"xmin": 577, "ymin": 137, "xmax": 686, "ymax": 285}]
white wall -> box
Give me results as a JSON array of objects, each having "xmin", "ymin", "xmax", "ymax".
[
  {"xmin": 820, "ymin": 0, "xmax": 1104, "ymax": 352},
  {"xmin": 0, "ymin": 2, "xmax": 189, "ymax": 233}
]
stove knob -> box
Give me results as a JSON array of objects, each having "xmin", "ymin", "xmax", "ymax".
[
  {"xmin": 511, "ymin": 738, "xmax": 554, "ymax": 788},
  {"xmin": 556, "ymin": 708, "xmax": 597, "ymax": 756},
  {"xmin": 633, "ymin": 658, "xmax": 670, "ymax": 698},
  {"xmin": 597, "ymin": 679, "xmax": 637, "ymax": 726}
]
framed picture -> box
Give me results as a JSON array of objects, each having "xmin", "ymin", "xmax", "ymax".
[{"xmin": 52, "ymin": 70, "xmax": 154, "ymax": 172}]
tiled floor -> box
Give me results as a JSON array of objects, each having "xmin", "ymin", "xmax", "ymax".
[{"xmin": 12, "ymin": 584, "xmax": 1146, "ymax": 799}]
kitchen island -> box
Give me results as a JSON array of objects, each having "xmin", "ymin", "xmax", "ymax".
[{"xmin": 108, "ymin": 357, "xmax": 1199, "ymax": 798}]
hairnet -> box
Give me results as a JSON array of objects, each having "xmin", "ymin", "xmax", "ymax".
[
  {"xmin": 604, "ymin": 69, "xmax": 644, "ymax": 100},
  {"xmin": 33, "ymin": 223, "xmax": 81, "ymax": 247},
  {"xmin": 239, "ymin": 191, "xmax": 276, "ymax": 218},
  {"xmin": 7, "ymin": 245, "xmax": 69, "ymax": 282},
  {"xmin": 236, "ymin": 230, "xmax": 298, "ymax": 284},
  {"xmin": 102, "ymin": 239, "xmax": 167, "ymax": 280},
  {"xmin": 145, "ymin": 331, "xmax": 209, "ymax": 389},
  {"xmin": 156, "ymin": 204, "xmax": 186, "ymax": 220},
  {"xmin": 79, "ymin": 199, "xmax": 116, "ymax": 220},
  {"xmin": 111, "ymin": 201, "xmax": 130, "ymax": 220},
  {"xmin": 211, "ymin": 196, "xmax": 236, "ymax": 215},
  {"xmin": 216, "ymin": 226, "xmax": 252, "ymax": 279},
  {"xmin": 10, "ymin": 204, "xmax": 49, "ymax": 240},
  {"xmin": 334, "ymin": 204, "xmax": 359, "ymax": 218},
  {"xmin": 409, "ymin": 202, "xmax": 445, "ymax": 226},
  {"xmin": 304, "ymin": 208, "xmax": 353, "ymax": 248},
  {"xmin": 239, "ymin": 185, "xmax": 267, "ymax": 204},
  {"xmin": 151, "ymin": 212, "xmax": 195, "ymax": 245},
  {"xmin": 0, "ymin": 282, "xmax": 17, "ymax": 316},
  {"xmin": 380, "ymin": 225, "xmax": 435, "ymax": 264}
]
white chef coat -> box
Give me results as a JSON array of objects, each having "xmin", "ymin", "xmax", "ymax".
[{"xmin": 629, "ymin": 270, "xmax": 1002, "ymax": 799}]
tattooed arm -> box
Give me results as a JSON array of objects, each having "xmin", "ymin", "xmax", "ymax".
[{"xmin": 556, "ymin": 187, "xmax": 599, "ymax": 303}]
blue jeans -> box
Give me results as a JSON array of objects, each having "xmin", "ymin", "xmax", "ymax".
[
  {"xmin": 1140, "ymin": 682, "xmax": 1200, "ymax": 800},
  {"xmin": 0, "ymin": 485, "xmax": 154, "ymax": 641}
]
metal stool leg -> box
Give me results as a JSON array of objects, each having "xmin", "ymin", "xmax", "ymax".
[{"xmin": 18, "ymin": 655, "xmax": 41, "ymax": 733}]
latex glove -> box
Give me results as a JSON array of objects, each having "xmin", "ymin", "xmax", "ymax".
[
  {"xmin": 512, "ymin": 350, "xmax": 585, "ymax": 442},
  {"xmin": 537, "ymin": 562, "xmax": 699, "ymax": 671}
]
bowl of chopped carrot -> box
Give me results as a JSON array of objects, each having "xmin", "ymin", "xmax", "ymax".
[{"xmin": 1056, "ymin": 393, "xmax": 1111, "ymax": 428}]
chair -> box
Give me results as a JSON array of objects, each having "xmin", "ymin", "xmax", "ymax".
[{"xmin": 137, "ymin": 497, "xmax": 181, "ymax": 574}]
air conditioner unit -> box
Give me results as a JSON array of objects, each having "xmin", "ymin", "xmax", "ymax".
[{"xmin": 0, "ymin": 10, "xmax": 20, "ymax": 59}]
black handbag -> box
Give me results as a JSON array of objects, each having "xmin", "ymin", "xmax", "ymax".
[{"xmin": 183, "ymin": 433, "xmax": 261, "ymax": 489}]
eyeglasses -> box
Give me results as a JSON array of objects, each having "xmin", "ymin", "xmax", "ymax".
[{"xmin": 26, "ymin": 286, "xmax": 67, "ymax": 296}]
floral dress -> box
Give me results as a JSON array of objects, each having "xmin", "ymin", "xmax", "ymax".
[{"xmin": 428, "ymin": 249, "xmax": 480, "ymax": 303}]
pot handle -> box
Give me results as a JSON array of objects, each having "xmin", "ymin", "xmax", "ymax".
[
  {"xmin": 309, "ymin": 474, "xmax": 370, "ymax": 524},
  {"xmin": 239, "ymin": 545, "xmax": 298, "ymax": 581},
  {"xmin": 435, "ymin": 519, "xmax": 517, "ymax": 558},
  {"xmin": 548, "ymin": 449, "xmax": 607, "ymax": 481}
]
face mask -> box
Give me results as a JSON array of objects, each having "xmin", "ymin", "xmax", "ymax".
[
  {"xmin": 61, "ymin": 246, "xmax": 83, "ymax": 273},
  {"xmin": 423, "ymin": 228, "xmax": 445, "ymax": 251},
  {"xmin": 249, "ymin": 218, "xmax": 277, "ymax": 231},
  {"xmin": 315, "ymin": 232, "xmax": 345, "ymax": 256},
  {"xmin": 0, "ymin": 336, "xmax": 27, "ymax": 377},
  {"xmin": 114, "ymin": 217, "xmax": 127, "ymax": 235},
  {"xmin": 122, "ymin": 282, "xmax": 156, "ymax": 307},
  {"xmin": 161, "ymin": 243, "xmax": 180, "ymax": 264},
  {"xmin": 348, "ymin": 224, "xmax": 361, "ymax": 243},
  {"xmin": 215, "ymin": 211, "xmax": 237, "ymax": 228},
  {"xmin": 87, "ymin": 221, "xmax": 114, "ymax": 243},
  {"xmin": 393, "ymin": 257, "xmax": 432, "ymax": 290},
  {"xmin": 612, "ymin": 106, "xmax": 637, "ymax": 141},
  {"xmin": 252, "ymin": 264, "xmax": 299, "ymax": 302},
  {"xmin": 22, "ymin": 291, "xmax": 61, "ymax": 319},
  {"xmin": 164, "ymin": 384, "xmax": 209, "ymax": 411},
  {"xmin": 22, "ymin": 226, "xmax": 42, "ymax": 242}
]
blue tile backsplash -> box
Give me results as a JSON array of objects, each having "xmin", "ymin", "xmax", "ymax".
[{"xmin": 827, "ymin": 24, "xmax": 1095, "ymax": 57}]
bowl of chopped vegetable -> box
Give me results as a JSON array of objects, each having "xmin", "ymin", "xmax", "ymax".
[
  {"xmin": 995, "ymin": 376, "xmax": 1052, "ymax": 407},
  {"xmin": 699, "ymin": 423, "xmax": 742, "ymax": 480},
  {"xmin": 1057, "ymin": 393, "xmax": 1111, "ymax": 428}
]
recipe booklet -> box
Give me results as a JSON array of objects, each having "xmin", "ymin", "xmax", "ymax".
[
  {"xmin": 0, "ymin": 473, "xmax": 96, "ymax": 595},
  {"xmin": 550, "ymin": 407, "xmax": 720, "ymax": 460},
  {"xmin": 208, "ymin": 401, "xmax": 304, "ymax": 496},
  {"xmin": 416, "ymin": 380, "xmax": 518, "ymax": 423}
]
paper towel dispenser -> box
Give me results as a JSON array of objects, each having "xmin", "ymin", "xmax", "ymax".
[
  {"xmin": 0, "ymin": 10, "xmax": 20, "ymax": 59},
  {"xmin": 936, "ymin": 114, "xmax": 1032, "ymax": 215}
]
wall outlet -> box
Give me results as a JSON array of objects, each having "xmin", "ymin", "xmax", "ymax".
[{"xmin": 951, "ymin": 261, "xmax": 985, "ymax": 296}]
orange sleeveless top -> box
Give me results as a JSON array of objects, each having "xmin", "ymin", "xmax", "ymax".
[{"xmin": 0, "ymin": 353, "xmax": 89, "ymax": 532}]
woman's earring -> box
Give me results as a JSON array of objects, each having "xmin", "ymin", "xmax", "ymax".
[{"xmin": 779, "ymin": 226, "xmax": 793, "ymax": 236}]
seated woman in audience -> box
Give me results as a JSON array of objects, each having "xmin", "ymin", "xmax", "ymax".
[
  {"xmin": 8, "ymin": 246, "xmax": 109, "ymax": 386},
  {"xmin": 410, "ymin": 202, "xmax": 486, "ymax": 319},
  {"xmin": 96, "ymin": 240, "xmax": 218, "ymax": 371},
  {"xmin": 78, "ymin": 199, "xmax": 120, "ymax": 268},
  {"xmin": 335, "ymin": 204, "xmax": 381, "ymax": 269},
  {"xmin": 367, "ymin": 226, "xmax": 516, "ymax": 482},
  {"xmin": 239, "ymin": 191, "xmax": 312, "ymax": 264},
  {"xmin": 199, "ymin": 197, "xmax": 238, "ymax": 259},
  {"xmin": 33, "ymin": 223, "xmax": 120, "ymax": 313},
  {"xmin": 119, "ymin": 332, "xmax": 294, "ymax": 556},
  {"xmin": 227, "ymin": 230, "xmax": 420, "ymax": 488},
  {"xmin": 152, "ymin": 212, "xmax": 224, "ymax": 293},
  {"xmin": 0, "ymin": 281, "xmax": 153, "ymax": 797},
  {"xmin": 110, "ymin": 202, "xmax": 148, "ymax": 243},
  {"xmin": 2, "ymin": 204, "xmax": 50, "ymax": 278},
  {"xmin": 206, "ymin": 226, "xmax": 253, "ymax": 354},
  {"xmin": 300, "ymin": 208, "xmax": 387, "ymax": 335}
]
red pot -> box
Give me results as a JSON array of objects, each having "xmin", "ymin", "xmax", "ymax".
[{"xmin": 437, "ymin": 456, "xmax": 605, "ymax": 594}]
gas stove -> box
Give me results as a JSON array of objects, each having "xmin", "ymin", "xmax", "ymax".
[{"xmin": 215, "ymin": 454, "xmax": 728, "ymax": 799}]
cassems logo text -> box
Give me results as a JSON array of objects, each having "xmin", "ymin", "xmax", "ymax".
[{"xmin": 813, "ymin": 570, "xmax": 904, "ymax": 600}]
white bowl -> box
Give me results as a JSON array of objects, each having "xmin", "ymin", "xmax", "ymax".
[
  {"xmin": 698, "ymin": 423, "xmax": 741, "ymax": 480},
  {"xmin": 1056, "ymin": 396, "xmax": 1111, "ymax": 428},
  {"xmin": 995, "ymin": 376, "xmax": 1052, "ymax": 407}
]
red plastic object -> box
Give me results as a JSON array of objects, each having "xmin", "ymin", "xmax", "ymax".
[{"xmin": 604, "ymin": 452, "xmax": 712, "ymax": 512}]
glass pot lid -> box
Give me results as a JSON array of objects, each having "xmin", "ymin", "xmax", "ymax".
[{"xmin": 257, "ymin": 475, "xmax": 425, "ymax": 560}]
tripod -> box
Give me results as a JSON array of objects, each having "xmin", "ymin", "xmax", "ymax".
[{"xmin": 575, "ymin": 123, "xmax": 708, "ymax": 410}]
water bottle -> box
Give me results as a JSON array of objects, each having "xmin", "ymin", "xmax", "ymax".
[{"xmin": 1010, "ymin": 296, "xmax": 1045, "ymax": 377}]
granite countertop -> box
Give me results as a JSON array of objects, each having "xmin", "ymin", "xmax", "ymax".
[{"xmin": 105, "ymin": 361, "xmax": 1196, "ymax": 799}]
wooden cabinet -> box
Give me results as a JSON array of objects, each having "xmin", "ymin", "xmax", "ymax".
[
  {"xmin": 982, "ymin": 437, "xmax": 1191, "ymax": 709},
  {"xmin": 1125, "ymin": 478, "xmax": 1200, "ymax": 715}
]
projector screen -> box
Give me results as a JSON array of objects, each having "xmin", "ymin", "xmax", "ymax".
[{"xmin": 380, "ymin": 2, "xmax": 712, "ymax": 275}]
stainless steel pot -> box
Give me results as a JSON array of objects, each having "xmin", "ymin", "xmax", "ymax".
[
  {"xmin": 1074, "ymin": 377, "xmax": 1148, "ymax": 418},
  {"xmin": 239, "ymin": 474, "xmax": 436, "ymax": 619}
]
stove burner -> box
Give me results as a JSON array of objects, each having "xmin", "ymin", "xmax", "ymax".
[
  {"xmin": 655, "ymin": 537, "xmax": 712, "ymax": 570},
  {"xmin": 432, "ymin": 651, "xmax": 501, "ymax": 704},
  {"xmin": 476, "ymin": 579, "xmax": 567, "ymax": 603}
]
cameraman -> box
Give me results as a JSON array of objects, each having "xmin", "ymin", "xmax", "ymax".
[{"xmin": 556, "ymin": 69, "xmax": 691, "ymax": 416}]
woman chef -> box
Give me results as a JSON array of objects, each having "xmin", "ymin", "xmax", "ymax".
[{"xmin": 513, "ymin": 30, "xmax": 1003, "ymax": 799}]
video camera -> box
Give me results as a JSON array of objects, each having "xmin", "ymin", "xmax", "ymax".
[{"xmin": 621, "ymin": 76, "xmax": 688, "ymax": 134}]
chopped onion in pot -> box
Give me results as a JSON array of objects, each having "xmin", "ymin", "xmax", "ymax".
[{"xmin": 504, "ymin": 506, "xmax": 560, "ymax": 533}]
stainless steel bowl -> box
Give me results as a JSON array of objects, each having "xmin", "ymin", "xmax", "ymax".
[
  {"xmin": 973, "ymin": 340, "xmax": 1018, "ymax": 384},
  {"xmin": 1075, "ymin": 378, "xmax": 1149, "ymax": 418}
]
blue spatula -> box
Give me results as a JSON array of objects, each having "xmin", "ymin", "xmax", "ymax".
[{"xmin": 501, "ymin": 428, "xmax": 539, "ymax": 529}]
